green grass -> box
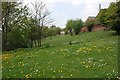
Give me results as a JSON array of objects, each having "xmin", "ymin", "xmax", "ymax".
[{"xmin": 2, "ymin": 31, "xmax": 119, "ymax": 78}]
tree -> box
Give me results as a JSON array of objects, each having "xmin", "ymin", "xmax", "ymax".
[
  {"xmin": 50, "ymin": 26, "xmax": 61, "ymax": 35},
  {"xmin": 84, "ymin": 20, "xmax": 94, "ymax": 32},
  {"xmin": 95, "ymin": 9, "xmax": 107, "ymax": 26},
  {"xmin": 30, "ymin": 0, "xmax": 53, "ymax": 47},
  {"xmin": 2, "ymin": 1, "xmax": 30, "ymax": 50},
  {"xmin": 66, "ymin": 19, "xmax": 83, "ymax": 35},
  {"xmin": 74, "ymin": 19, "xmax": 84, "ymax": 35},
  {"xmin": 63, "ymin": 28, "xmax": 68, "ymax": 34},
  {"xmin": 105, "ymin": 1, "xmax": 120, "ymax": 35},
  {"xmin": 66, "ymin": 19, "xmax": 74, "ymax": 35}
]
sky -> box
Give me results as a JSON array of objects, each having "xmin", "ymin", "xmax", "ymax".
[{"xmin": 23, "ymin": 0, "xmax": 116, "ymax": 28}]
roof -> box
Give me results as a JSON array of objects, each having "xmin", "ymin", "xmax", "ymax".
[{"xmin": 85, "ymin": 16, "xmax": 95, "ymax": 22}]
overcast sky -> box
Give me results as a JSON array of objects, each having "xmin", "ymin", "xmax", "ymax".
[{"xmin": 23, "ymin": 0, "xmax": 116, "ymax": 28}]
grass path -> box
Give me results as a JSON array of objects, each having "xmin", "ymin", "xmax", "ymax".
[{"xmin": 2, "ymin": 31, "xmax": 119, "ymax": 78}]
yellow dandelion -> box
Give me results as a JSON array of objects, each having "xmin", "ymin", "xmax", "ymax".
[
  {"xmin": 85, "ymin": 65, "xmax": 89, "ymax": 68},
  {"xmin": 89, "ymin": 48, "xmax": 92, "ymax": 51},
  {"xmin": 25, "ymin": 74, "xmax": 29, "ymax": 78},
  {"xmin": 81, "ymin": 61, "xmax": 85, "ymax": 64}
]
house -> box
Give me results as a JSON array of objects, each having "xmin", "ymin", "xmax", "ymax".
[
  {"xmin": 80, "ymin": 16, "xmax": 95, "ymax": 32},
  {"xmin": 81, "ymin": 27, "xmax": 88, "ymax": 32},
  {"xmin": 86, "ymin": 16, "xmax": 95, "ymax": 22},
  {"xmin": 60, "ymin": 31, "xmax": 65, "ymax": 35},
  {"xmin": 92, "ymin": 24, "xmax": 106, "ymax": 32},
  {"xmin": 82, "ymin": 15, "xmax": 107, "ymax": 32}
]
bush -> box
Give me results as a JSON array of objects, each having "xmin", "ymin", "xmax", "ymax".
[{"xmin": 84, "ymin": 20, "xmax": 94, "ymax": 32}]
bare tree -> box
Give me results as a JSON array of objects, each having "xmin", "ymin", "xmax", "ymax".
[{"xmin": 30, "ymin": 0, "xmax": 53, "ymax": 47}]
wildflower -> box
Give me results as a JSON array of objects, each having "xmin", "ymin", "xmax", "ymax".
[
  {"xmin": 36, "ymin": 70, "xmax": 39, "ymax": 72},
  {"xmin": 85, "ymin": 65, "xmax": 89, "ymax": 68},
  {"xmin": 25, "ymin": 74, "xmax": 29, "ymax": 78},
  {"xmin": 70, "ymin": 74, "xmax": 73, "ymax": 77},
  {"xmin": 93, "ymin": 45, "xmax": 97, "ymax": 48},
  {"xmin": 22, "ymin": 64, "xmax": 24, "ymax": 66},
  {"xmin": 52, "ymin": 76, "xmax": 55, "ymax": 78},
  {"xmin": 61, "ymin": 76, "xmax": 63, "ymax": 78},
  {"xmin": 82, "ymin": 61, "xmax": 85, "ymax": 64},
  {"xmin": 81, "ymin": 61, "xmax": 85, "ymax": 64},
  {"xmin": 88, "ymin": 48, "xmax": 92, "ymax": 51}
]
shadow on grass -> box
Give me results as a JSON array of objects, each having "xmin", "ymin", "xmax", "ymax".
[
  {"xmin": 107, "ymin": 31, "xmax": 119, "ymax": 36},
  {"xmin": 40, "ymin": 44, "xmax": 54, "ymax": 49}
]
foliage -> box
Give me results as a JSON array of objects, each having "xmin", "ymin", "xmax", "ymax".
[
  {"xmin": 95, "ymin": 9, "xmax": 107, "ymax": 26},
  {"xmin": 30, "ymin": 1, "xmax": 53, "ymax": 47},
  {"xmin": 66, "ymin": 19, "xmax": 84, "ymax": 35},
  {"xmin": 2, "ymin": 2, "xmax": 30, "ymax": 50},
  {"xmin": 63, "ymin": 28, "xmax": 68, "ymax": 34},
  {"xmin": 2, "ymin": 1, "xmax": 56, "ymax": 51},
  {"xmin": 84, "ymin": 20, "xmax": 94, "ymax": 32},
  {"xmin": 105, "ymin": 1, "xmax": 120, "ymax": 35},
  {"xmin": 95, "ymin": 1, "xmax": 120, "ymax": 35}
]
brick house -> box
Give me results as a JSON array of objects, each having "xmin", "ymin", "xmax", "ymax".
[
  {"xmin": 81, "ymin": 16, "xmax": 107, "ymax": 32},
  {"xmin": 81, "ymin": 27, "xmax": 88, "ymax": 32},
  {"xmin": 92, "ymin": 24, "xmax": 106, "ymax": 32}
]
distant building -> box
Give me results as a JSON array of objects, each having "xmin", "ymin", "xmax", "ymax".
[
  {"xmin": 81, "ymin": 15, "xmax": 107, "ymax": 32},
  {"xmin": 92, "ymin": 24, "xmax": 106, "ymax": 32},
  {"xmin": 81, "ymin": 16, "xmax": 95, "ymax": 32},
  {"xmin": 81, "ymin": 27, "xmax": 88, "ymax": 32},
  {"xmin": 60, "ymin": 31, "xmax": 65, "ymax": 35},
  {"xmin": 85, "ymin": 16, "xmax": 95, "ymax": 22}
]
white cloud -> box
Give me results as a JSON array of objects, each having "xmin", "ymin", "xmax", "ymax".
[
  {"xmin": 23, "ymin": 0, "xmax": 116, "ymax": 28},
  {"xmin": 81, "ymin": 0, "xmax": 115, "ymax": 21},
  {"xmin": 44, "ymin": 0, "xmax": 84, "ymax": 7}
]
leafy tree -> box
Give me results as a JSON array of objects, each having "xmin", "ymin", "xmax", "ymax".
[
  {"xmin": 2, "ymin": 2, "xmax": 30, "ymax": 50},
  {"xmin": 41, "ymin": 26, "xmax": 49, "ymax": 38},
  {"xmin": 74, "ymin": 19, "xmax": 84, "ymax": 35},
  {"xmin": 95, "ymin": 9, "xmax": 107, "ymax": 26},
  {"xmin": 66, "ymin": 19, "xmax": 74, "ymax": 35},
  {"xmin": 84, "ymin": 20, "xmax": 94, "ymax": 32},
  {"xmin": 105, "ymin": 1, "xmax": 120, "ymax": 35},
  {"xmin": 66, "ymin": 19, "xmax": 83, "ymax": 35},
  {"xmin": 54, "ymin": 27, "xmax": 61, "ymax": 35},
  {"xmin": 50, "ymin": 25, "xmax": 56, "ymax": 28},
  {"xmin": 63, "ymin": 28, "xmax": 68, "ymax": 34},
  {"xmin": 50, "ymin": 27, "xmax": 61, "ymax": 35}
]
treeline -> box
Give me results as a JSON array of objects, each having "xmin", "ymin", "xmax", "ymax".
[
  {"xmin": 2, "ymin": 1, "xmax": 61, "ymax": 51},
  {"xmin": 65, "ymin": 1, "xmax": 120, "ymax": 35}
]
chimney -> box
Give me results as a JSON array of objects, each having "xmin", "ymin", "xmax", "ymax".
[{"xmin": 99, "ymin": 4, "xmax": 101, "ymax": 11}]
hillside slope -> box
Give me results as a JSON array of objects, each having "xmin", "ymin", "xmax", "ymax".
[{"xmin": 2, "ymin": 31, "xmax": 119, "ymax": 78}]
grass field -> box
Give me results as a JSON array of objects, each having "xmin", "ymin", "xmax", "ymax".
[{"xmin": 2, "ymin": 31, "xmax": 119, "ymax": 78}]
